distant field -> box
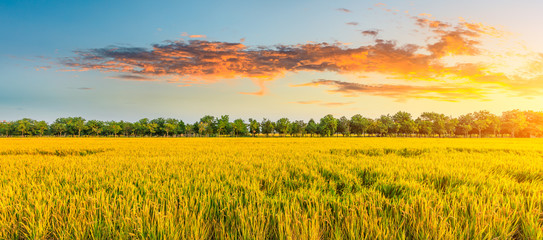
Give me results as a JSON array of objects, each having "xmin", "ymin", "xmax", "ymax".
[{"xmin": 0, "ymin": 138, "xmax": 542, "ymax": 239}]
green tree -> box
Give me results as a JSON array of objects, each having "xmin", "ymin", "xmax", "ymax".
[
  {"xmin": 456, "ymin": 114, "xmax": 474, "ymax": 137},
  {"xmin": 164, "ymin": 118, "xmax": 179, "ymax": 137},
  {"xmin": 151, "ymin": 118, "xmax": 166, "ymax": 136},
  {"xmin": 134, "ymin": 118, "xmax": 149, "ymax": 136},
  {"xmin": 86, "ymin": 120, "xmax": 104, "ymax": 136},
  {"xmin": 164, "ymin": 123, "xmax": 176, "ymax": 137},
  {"xmin": 72, "ymin": 117, "xmax": 86, "ymax": 137},
  {"xmin": 199, "ymin": 115, "xmax": 216, "ymax": 136},
  {"xmin": 35, "ymin": 121, "xmax": 48, "ymax": 136},
  {"xmin": 393, "ymin": 111, "xmax": 415, "ymax": 136},
  {"xmin": 501, "ymin": 110, "xmax": 527, "ymax": 138},
  {"xmin": 522, "ymin": 111, "xmax": 543, "ymax": 137},
  {"xmin": 275, "ymin": 118, "xmax": 290, "ymax": 136},
  {"xmin": 376, "ymin": 115, "xmax": 394, "ymax": 137},
  {"xmin": 306, "ymin": 119, "xmax": 318, "ymax": 137},
  {"xmin": 415, "ymin": 118, "xmax": 433, "ymax": 137},
  {"xmin": 148, "ymin": 122, "xmax": 158, "ymax": 136},
  {"xmin": 296, "ymin": 120, "xmax": 306, "ymax": 136},
  {"xmin": 198, "ymin": 121, "xmax": 209, "ymax": 136},
  {"xmin": 366, "ymin": 119, "xmax": 377, "ymax": 136},
  {"xmin": 177, "ymin": 120, "xmax": 186, "ymax": 136},
  {"xmin": 486, "ymin": 115, "xmax": 501, "ymax": 137},
  {"xmin": 50, "ymin": 122, "xmax": 67, "ymax": 136},
  {"xmin": 389, "ymin": 121, "xmax": 400, "ymax": 137},
  {"xmin": 121, "ymin": 121, "xmax": 134, "ymax": 137},
  {"xmin": 444, "ymin": 117, "xmax": 458, "ymax": 137},
  {"xmin": 15, "ymin": 118, "xmax": 32, "ymax": 136},
  {"xmin": 472, "ymin": 110, "xmax": 493, "ymax": 137},
  {"xmin": 248, "ymin": 118, "xmax": 260, "ymax": 137},
  {"xmin": 420, "ymin": 112, "xmax": 446, "ymax": 137},
  {"xmin": 319, "ymin": 114, "xmax": 338, "ymax": 137},
  {"xmin": 55, "ymin": 117, "xmax": 73, "ymax": 136},
  {"xmin": 232, "ymin": 118, "xmax": 247, "ymax": 136},
  {"xmin": 185, "ymin": 123, "xmax": 194, "ymax": 136},
  {"xmin": 216, "ymin": 115, "xmax": 230, "ymax": 136},
  {"xmin": 337, "ymin": 116, "xmax": 350, "ymax": 136},
  {"xmin": 106, "ymin": 121, "xmax": 122, "ymax": 137},
  {"xmin": 192, "ymin": 122, "xmax": 199, "ymax": 136},
  {"xmin": 289, "ymin": 120, "xmax": 305, "ymax": 137},
  {"xmin": 0, "ymin": 121, "xmax": 10, "ymax": 136},
  {"xmin": 350, "ymin": 114, "xmax": 371, "ymax": 136}
]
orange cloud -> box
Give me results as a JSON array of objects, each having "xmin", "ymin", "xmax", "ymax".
[
  {"xmin": 293, "ymin": 79, "xmax": 487, "ymax": 102},
  {"xmin": 189, "ymin": 35, "xmax": 206, "ymax": 38},
  {"xmin": 419, "ymin": 13, "xmax": 432, "ymax": 18},
  {"xmin": 35, "ymin": 66, "xmax": 50, "ymax": 71},
  {"xmin": 240, "ymin": 79, "xmax": 268, "ymax": 96},
  {"xmin": 60, "ymin": 14, "xmax": 543, "ymax": 100},
  {"xmin": 62, "ymin": 39, "xmax": 438, "ymax": 87}
]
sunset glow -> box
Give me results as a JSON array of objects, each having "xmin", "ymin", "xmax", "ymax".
[{"xmin": 1, "ymin": 0, "xmax": 542, "ymax": 121}]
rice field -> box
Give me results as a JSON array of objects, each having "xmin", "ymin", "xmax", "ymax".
[{"xmin": 0, "ymin": 138, "xmax": 542, "ymax": 239}]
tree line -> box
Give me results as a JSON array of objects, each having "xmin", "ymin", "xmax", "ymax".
[{"xmin": 1, "ymin": 110, "xmax": 542, "ymax": 138}]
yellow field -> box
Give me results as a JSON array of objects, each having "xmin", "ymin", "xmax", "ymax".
[{"xmin": 0, "ymin": 138, "xmax": 542, "ymax": 239}]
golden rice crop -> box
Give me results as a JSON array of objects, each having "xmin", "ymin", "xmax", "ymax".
[{"xmin": 0, "ymin": 138, "xmax": 542, "ymax": 239}]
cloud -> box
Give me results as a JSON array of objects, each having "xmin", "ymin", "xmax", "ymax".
[
  {"xmin": 65, "ymin": 16, "xmax": 497, "ymax": 83},
  {"xmin": 35, "ymin": 66, "xmax": 51, "ymax": 71},
  {"xmin": 361, "ymin": 30, "xmax": 379, "ymax": 37},
  {"xmin": 346, "ymin": 22, "xmax": 359, "ymax": 26},
  {"xmin": 189, "ymin": 35, "xmax": 206, "ymax": 38},
  {"xmin": 60, "ymin": 13, "xmax": 543, "ymax": 101},
  {"xmin": 77, "ymin": 87, "xmax": 93, "ymax": 90},
  {"xmin": 293, "ymin": 79, "xmax": 487, "ymax": 102},
  {"xmin": 336, "ymin": 8, "xmax": 351, "ymax": 13},
  {"xmin": 108, "ymin": 74, "xmax": 156, "ymax": 81},
  {"xmin": 239, "ymin": 79, "xmax": 268, "ymax": 96},
  {"xmin": 62, "ymin": 39, "xmax": 436, "ymax": 85},
  {"xmin": 413, "ymin": 17, "xmax": 481, "ymax": 57},
  {"xmin": 419, "ymin": 13, "xmax": 432, "ymax": 18}
]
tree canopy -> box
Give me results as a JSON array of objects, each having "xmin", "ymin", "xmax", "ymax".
[{"xmin": 1, "ymin": 109, "xmax": 542, "ymax": 138}]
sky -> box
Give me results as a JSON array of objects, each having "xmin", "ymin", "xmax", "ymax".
[{"xmin": 1, "ymin": 0, "xmax": 543, "ymax": 123}]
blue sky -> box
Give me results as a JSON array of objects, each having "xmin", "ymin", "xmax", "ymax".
[{"xmin": 1, "ymin": 0, "xmax": 542, "ymax": 122}]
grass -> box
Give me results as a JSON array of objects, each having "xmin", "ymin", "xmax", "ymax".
[{"xmin": 0, "ymin": 138, "xmax": 542, "ymax": 239}]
